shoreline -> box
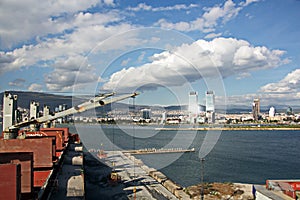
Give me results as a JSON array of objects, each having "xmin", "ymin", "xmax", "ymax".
[
  {"xmin": 155, "ymin": 127, "xmax": 300, "ymax": 131},
  {"xmin": 84, "ymin": 149, "xmax": 297, "ymax": 200},
  {"xmin": 123, "ymin": 151, "xmax": 255, "ymax": 199}
]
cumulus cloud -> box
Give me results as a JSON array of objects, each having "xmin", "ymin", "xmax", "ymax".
[
  {"xmin": 260, "ymin": 69, "xmax": 300, "ymax": 93},
  {"xmin": 223, "ymin": 69, "xmax": 300, "ymax": 107},
  {"xmin": 0, "ymin": 0, "xmax": 105, "ymax": 49},
  {"xmin": 204, "ymin": 32, "xmax": 223, "ymax": 39},
  {"xmin": 155, "ymin": 0, "xmax": 259, "ymax": 33},
  {"xmin": 121, "ymin": 58, "xmax": 131, "ymax": 66},
  {"xmin": 127, "ymin": 3, "xmax": 198, "ymax": 12},
  {"xmin": 223, "ymin": 92, "xmax": 300, "ymax": 107},
  {"xmin": 102, "ymin": 37, "xmax": 288, "ymax": 92},
  {"xmin": 45, "ymin": 55, "xmax": 99, "ymax": 91},
  {"xmin": 0, "ymin": 14, "xmax": 136, "ymax": 80},
  {"xmin": 138, "ymin": 51, "xmax": 146, "ymax": 62},
  {"xmin": 28, "ymin": 83, "xmax": 43, "ymax": 92},
  {"xmin": 0, "ymin": 0, "xmax": 151, "ymax": 93}
]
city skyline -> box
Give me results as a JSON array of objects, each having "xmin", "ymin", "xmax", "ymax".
[{"xmin": 0, "ymin": 0, "xmax": 300, "ymax": 108}]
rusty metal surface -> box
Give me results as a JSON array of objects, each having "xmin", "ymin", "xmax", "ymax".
[
  {"xmin": 21, "ymin": 129, "xmax": 65, "ymax": 151},
  {"xmin": 0, "ymin": 138, "xmax": 54, "ymax": 168},
  {"xmin": 41, "ymin": 127, "xmax": 70, "ymax": 143},
  {"xmin": 0, "ymin": 163, "xmax": 21, "ymax": 200},
  {"xmin": 0, "ymin": 152, "xmax": 33, "ymax": 194},
  {"xmin": 40, "ymin": 130, "xmax": 64, "ymax": 150},
  {"xmin": 34, "ymin": 170, "xmax": 52, "ymax": 187}
]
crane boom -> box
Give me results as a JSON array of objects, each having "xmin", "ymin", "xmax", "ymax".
[{"xmin": 5, "ymin": 92, "xmax": 139, "ymax": 132}]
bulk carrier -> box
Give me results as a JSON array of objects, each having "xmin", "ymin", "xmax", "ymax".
[{"xmin": 0, "ymin": 91, "xmax": 138, "ymax": 200}]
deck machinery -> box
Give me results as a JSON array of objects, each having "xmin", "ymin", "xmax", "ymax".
[{"xmin": 0, "ymin": 91, "xmax": 138, "ymax": 199}]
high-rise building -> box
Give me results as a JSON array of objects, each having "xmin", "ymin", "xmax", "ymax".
[
  {"xmin": 286, "ymin": 106, "xmax": 293, "ymax": 115},
  {"xmin": 141, "ymin": 109, "xmax": 151, "ymax": 120},
  {"xmin": 252, "ymin": 98, "xmax": 260, "ymax": 121},
  {"xmin": 269, "ymin": 107, "xmax": 275, "ymax": 117},
  {"xmin": 188, "ymin": 91, "xmax": 199, "ymax": 124},
  {"xmin": 3, "ymin": 92, "xmax": 18, "ymax": 132},
  {"xmin": 206, "ymin": 91, "xmax": 215, "ymax": 112},
  {"xmin": 206, "ymin": 91, "xmax": 215, "ymax": 123},
  {"xmin": 30, "ymin": 101, "xmax": 39, "ymax": 120}
]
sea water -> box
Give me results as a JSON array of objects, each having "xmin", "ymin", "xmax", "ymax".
[{"xmin": 50, "ymin": 124, "xmax": 300, "ymax": 187}]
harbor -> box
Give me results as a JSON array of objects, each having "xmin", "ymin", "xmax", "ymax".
[
  {"xmin": 1, "ymin": 91, "xmax": 300, "ymax": 199},
  {"xmin": 0, "ymin": 92, "xmax": 138, "ymax": 199}
]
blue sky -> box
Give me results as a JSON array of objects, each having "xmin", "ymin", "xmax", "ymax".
[{"xmin": 0, "ymin": 0, "xmax": 300, "ymax": 108}]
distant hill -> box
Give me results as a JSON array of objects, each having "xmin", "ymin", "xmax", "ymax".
[
  {"xmin": 0, "ymin": 91, "xmax": 159, "ymax": 117},
  {"xmin": 0, "ymin": 91, "xmax": 74, "ymax": 110},
  {"xmin": 0, "ymin": 91, "xmax": 299, "ymax": 114}
]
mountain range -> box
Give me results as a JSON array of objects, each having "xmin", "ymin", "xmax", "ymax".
[{"xmin": 0, "ymin": 91, "xmax": 298, "ymax": 114}]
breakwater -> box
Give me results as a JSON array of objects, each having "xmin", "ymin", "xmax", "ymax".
[{"xmin": 123, "ymin": 147, "xmax": 195, "ymax": 155}]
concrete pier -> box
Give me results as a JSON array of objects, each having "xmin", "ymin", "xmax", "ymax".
[
  {"xmin": 123, "ymin": 147, "xmax": 195, "ymax": 155},
  {"xmin": 104, "ymin": 150, "xmax": 180, "ymax": 199}
]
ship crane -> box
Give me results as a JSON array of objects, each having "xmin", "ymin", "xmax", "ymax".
[{"xmin": 3, "ymin": 91, "xmax": 139, "ymax": 139}]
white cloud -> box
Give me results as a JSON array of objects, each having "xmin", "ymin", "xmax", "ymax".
[
  {"xmin": 103, "ymin": 0, "xmax": 115, "ymax": 6},
  {"xmin": 28, "ymin": 83, "xmax": 43, "ymax": 92},
  {"xmin": 260, "ymin": 69, "xmax": 300, "ymax": 93},
  {"xmin": 0, "ymin": 13, "xmax": 138, "ymax": 92},
  {"xmin": 0, "ymin": 0, "xmax": 117, "ymax": 49},
  {"xmin": 240, "ymin": 0, "xmax": 260, "ymax": 6},
  {"xmin": 223, "ymin": 92, "xmax": 300, "ymax": 107},
  {"xmin": 102, "ymin": 37, "xmax": 287, "ymax": 92},
  {"xmin": 223, "ymin": 69, "xmax": 300, "ymax": 107},
  {"xmin": 236, "ymin": 72, "xmax": 251, "ymax": 80},
  {"xmin": 138, "ymin": 51, "xmax": 146, "ymax": 62},
  {"xmin": 127, "ymin": 3, "xmax": 198, "ymax": 12},
  {"xmin": 204, "ymin": 32, "xmax": 223, "ymax": 39},
  {"xmin": 0, "ymin": 21, "xmax": 136, "ymax": 73},
  {"xmin": 155, "ymin": 0, "xmax": 259, "ymax": 33},
  {"xmin": 45, "ymin": 55, "xmax": 98, "ymax": 91},
  {"xmin": 121, "ymin": 58, "xmax": 131, "ymax": 66}
]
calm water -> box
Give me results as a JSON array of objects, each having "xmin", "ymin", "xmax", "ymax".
[
  {"xmin": 70, "ymin": 124, "xmax": 300, "ymax": 187},
  {"xmin": 1, "ymin": 123, "xmax": 293, "ymax": 187}
]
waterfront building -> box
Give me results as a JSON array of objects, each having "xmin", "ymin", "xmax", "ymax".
[
  {"xmin": 30, "ymin": 101, "xmax": 39, "ymax": 120},
  {"xmin": 206, "ymin": 91, "xmax": 215, "ymax": 123},
  {"xmin": 286, "ymin": 106, "xmax": 293, "ymax": 115},
  {"xmin": 161, "ymin": 112, "xmax": 166, "ymax": 124},
  {"xmin": 269, "ymin": 107, "xmax": 275, "ymax": 117},
  {"xmin": 252, "ymin": 98, "xmax": 260, "ymax": 121},
  {"xmin": 206, "ymin": 91, "xmax": 215, "ymax": 112},
  {"xmin": 55, "ymin": 104, "xmax": 68, "ymax": 123},
  {"xmin": 188, "ymin": 91, "xmax": 199, "ymax": 124},
  {"xmin": 141, "ymin": 109, "xmax": 151, "ymax": 121},
  {"xmin": 3, "ymin": 92, "xmax": 18, "ymax": 131}
]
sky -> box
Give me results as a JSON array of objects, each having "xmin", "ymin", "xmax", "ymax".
[{"xmin": 1, "ymin": 0, "xmax": 300, "ymax": 108}]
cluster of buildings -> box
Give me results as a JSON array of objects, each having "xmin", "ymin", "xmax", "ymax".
[
  {"xmin": 188, "ymin": 91, "xmax": 215, "ymax": 124},
  {"xmin": 0, "ymin": 94, "xmax": 70, "ymax": 130},
  {"xmin": 1, "ymin": 91, "xmax": 300, "ymax": 126},
  {"xmin": 123, "ymin": 92, "xmax": 300, "ymax": 125}
]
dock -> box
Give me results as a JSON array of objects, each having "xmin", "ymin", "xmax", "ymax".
[
  {"xmin": 123, "ymin": 147, "xmax": 195, "ymax": 155},
  {"xmin": 84, "ymin": 150, "xmax": 183, "ymax": 199}
]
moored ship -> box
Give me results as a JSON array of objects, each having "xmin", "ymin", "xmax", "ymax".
[{"xmin": 0, "ymin": 91, "xmax": 138, "ymax": 199}]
